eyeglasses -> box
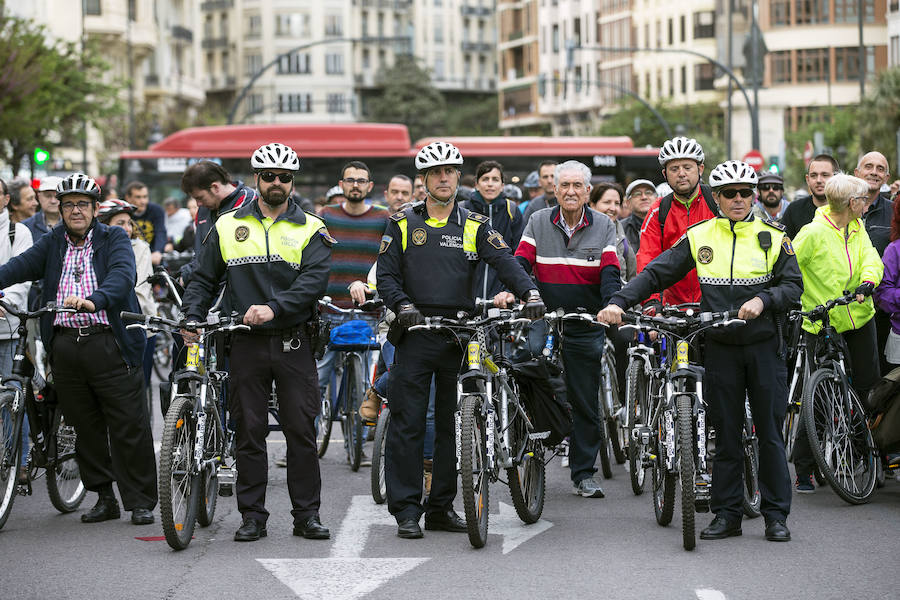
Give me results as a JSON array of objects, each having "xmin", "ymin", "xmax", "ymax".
[
  {"xmin": 342, "ymin": 177, "xmax": 370, "ymax": 186},
  {"xmin": 629, "ymin": 190, "xmax": 656, "ymax": 199},
  {"xmin": 719, "ymin": 188, "xmax": 754, "ymax": 199},
  {"xmin": 258, "ymin": 171, "xmax": 293, "ymax": 184},
  {"xmin": 60, "ymin": 201, "xmax": 92, "ymax": 212},
  {"xmin": 759, "ymin": 184, "xmax": 783, "ymax": 192}
]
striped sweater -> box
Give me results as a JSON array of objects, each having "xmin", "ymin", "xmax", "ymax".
[
  {"xmin": 515, "ymin": 206, "xmax": 621, "ymax": 313},
  {"xmin": 320, "ymin": 203, "xmax": 390, "ymax": 307}
]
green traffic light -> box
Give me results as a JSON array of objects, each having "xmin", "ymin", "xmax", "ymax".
[
  {"xmin": 33, "ymin": 147, "xmax": 49, "ymax": 165},
  {"xmin": 767, "ymin": 164, "xmax": 779, "ymax": 174}
]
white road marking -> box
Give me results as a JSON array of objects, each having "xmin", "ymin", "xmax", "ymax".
[
  {"xmin": 257, "ymin": 558, "xmax": 428, "ymax": 600},
  {"xmin": 491, "ymin": 502, "xmax": 554, "ymax": 555},
  {"xmin": 695, "ymin": 589, "xmax": 727, "ymax": 600}
]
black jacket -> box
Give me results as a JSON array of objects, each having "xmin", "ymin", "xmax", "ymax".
[
  {"xmin": 459, "ymin": 191, "xmax": 525, "ymax": 300},
  {"xmin": 864, "ymin": 192, "xmax": 893, "ymax": 257},
  {"xmin": 522, "ymin": 193, "xmax": 558, "ymax": 224},
  {"xmin": 620, "ymin": 212, "xmax": 644, "ymax": 253}
]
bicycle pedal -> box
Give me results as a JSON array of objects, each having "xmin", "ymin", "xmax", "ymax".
[
  {"xmin": 362, "ymin": 419, "xmax": 377, "ymax": 427},
  {"xmin": 218, "ymin": 483, "xmax": 233, "ymax": 497},
  {"xmin": 694, "ymin": 499, "xmax": 710, "ymax": 513}
]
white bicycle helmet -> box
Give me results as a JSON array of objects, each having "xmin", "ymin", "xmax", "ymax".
[
  {"xmin": 657, "ymin": 136, "xmax": 705, "ymax": 166},
  {"xmin": 415, "ymin": 141, "xmax": 463, "ymax": 171},
  {"xmin": 250, "ymin": 142, "xmax": 300, "ymax": 171},
  {"xmin": 57, "ymin": 172, "xmax": 101, "ymax": 200},
  {"xmin": 708, "ymin": 160, "xmax": 758, "ymax": 189}
]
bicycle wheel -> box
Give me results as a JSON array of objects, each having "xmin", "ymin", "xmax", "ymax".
[
  {"xmin": 627, "ymin": 361, "xmax": 650, "ymax": 495},
  {"xmin": 652, "ymin": 435, "xmax": 676, "ymax": 526},
  {"xmin": 197, "ymin": 394, "xmax": 222, "ymax": 527},
  {"xmin": 741, "ymin": 416, "xmax": 762, "ymax": 519},
  {"xmin": 344, "ymin": 354, "xmax": 365, "ymax": 472},
  {"xmin": 597, "ymin": 401, "xmax": 613, "ymax": 479},
  {"xmin": 46, "ymin": 409, "xmax": 86, "ymax": 513},
  {"xmin": 602, "ymin": 354, "xmax": 626, "ymax": 465},
  {"xmin": 783, "ymin": 362, "xmax": 804, "ymax": 459},
  {"xmin": 676, "ymin": 394, "xmax": 696, "ymax": 551},
  {"xmin": 0, "ymin": 390, "xmax": 22, "ymax": 530},
  {"xmin": 459, "ymin": 394, "xmax": 490, "ymax": 548},
  {"xmin": 370, "ymin": 405, "xmax": 390, "ymax": 505},
  {"xmin": 316, "ymin": 383, "xmax": 333, "ymax": 458},
  {"xmin": 159, "ymin": 396, "xmax": 201, "ymax": 550},
  {"xmin": 152, "ymin": 331, "xmax": 174, "ymax": 380},
  {"xmin": 506, "ymin": 413, "xmax": 545, "ymax": 524},
  {"xmin": 802, "ymin": 368, "xmax": 877, "ymax": 505}
]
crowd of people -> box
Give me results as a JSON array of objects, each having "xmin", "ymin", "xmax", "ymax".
[{"xmin": 2, "ymin": 132, "xmax": 899, "ymax": 547}]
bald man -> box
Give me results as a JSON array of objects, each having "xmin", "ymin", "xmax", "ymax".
[{"xmin": 854, "ymin": 151, "xmax": 892, "ymax": 256}]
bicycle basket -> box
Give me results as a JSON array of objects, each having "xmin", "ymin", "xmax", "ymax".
[{"xmin": 329, "ymin": 319, "xmax": 379, "ymax": 351}]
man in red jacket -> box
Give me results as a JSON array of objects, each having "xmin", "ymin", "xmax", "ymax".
[{"xmin": 636, "ymin": 136, "xmax": 716, "ymax": 309}]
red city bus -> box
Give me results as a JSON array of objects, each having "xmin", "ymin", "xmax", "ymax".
[{"xmin": 118, "ymin": 124, "xmax": 660, "ymax": 203}]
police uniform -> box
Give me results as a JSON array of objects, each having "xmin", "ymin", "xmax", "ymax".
[
  {"xmin": 182, "ymin": 198, "xmax": 331, "ymax": 527},
  {"xmin": 376, "ymin": 201, "xmax": 535, "ymax": 523},
  {"xmin": 609, "ymin": 214, "xmax": 803, "ymax": 526}
]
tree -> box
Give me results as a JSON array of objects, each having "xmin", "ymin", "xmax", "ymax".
[
  {"xmin": 443, "ymin": 95, "xmax": 502, "ymax": 137},
  {"xmin": 367, "ymin": 55, "xmax": 446, "ymax": 142},
  {"xmin": 0, "ymin": 1, "xmax": 121, "ymax": 176},
  {"xmin": 783, "ymin": 106, "xmax": 859, "ymax": 188},
  {"xmin": 859, "ymin": 66, "xmax": 900, "ymax": 175}
]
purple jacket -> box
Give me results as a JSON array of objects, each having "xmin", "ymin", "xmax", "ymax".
[{"xmin": 874, "ymin": 238, "xmax": 900, "ymax": 333}]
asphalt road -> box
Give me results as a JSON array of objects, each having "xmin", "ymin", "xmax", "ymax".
[{"xmin": 1, "ymin": 412, "xmax": 899, "ymax": 600}]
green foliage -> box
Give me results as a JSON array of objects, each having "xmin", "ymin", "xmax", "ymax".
[
  {"xmin": 783, "ymin": 106, "xmax": 859, "ymax": 188},
  {"xmin": 0, "ymin": 1, "xmax": 122, "ymax": 175},
  {"xmin": 859, "ymin": 67, "xmax": 900, "ymax": 176},
  {"xmin": 367, "ymin": 55, "xmax": 447, "ymax": 142},
  {"xmin": 443, "ymin": 95, "xmax": 502, "ymax": 137}
]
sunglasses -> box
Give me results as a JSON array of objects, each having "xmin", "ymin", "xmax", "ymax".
[
  {"xmin": 759, "ymin": 184, "xmax": 783, "ymax": 191},
  {"xmin": 258, "ymin": 171, "xmax": 293, "ymax": 184},
  {"xmin": 719, "ymin": 188, "xmax": 754, "ymax": 199}
]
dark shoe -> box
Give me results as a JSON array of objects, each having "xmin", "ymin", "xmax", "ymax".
[
  {"xmin": 700, "ymin": 515, "xmax": 742, "ymax": 540},
  {"xmin": 795, "ymin": 473, "xmax": 815, "ymax": 493},
  {"xmin": 130, "ymin": 508, "xmax": 155, "ymax": 525},
  {"xmin": 234, "ymin": 517, "xmax": 267, "ymax": 542},
  {"xmin": 424, "ymin": 509, "xmax": 467, "ymax": 532},
  {"xmin": 81, "ymin": 495, "xmax": 120, "ymax": 523},
  {"xmin": 765, "ymin": 520, "xmax": 791, "ymax": 542},
  {"xmin": 293, "ymin": 515, "xmax": 330, "ymax": 539},
  {"xmin": 397, "ymin": 518, "xmax": 423, "ymax": 539},
  {"xmin": 16, "ymin": 466, "xmax": 28, "ymax": 485}
]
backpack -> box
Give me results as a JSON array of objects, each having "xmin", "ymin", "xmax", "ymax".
[
  {"xmin": 868, "ymin": 366, "xmax": 900, "ymax": 453},
  {"xmin": 511, "ymin": 358, "xmax": 572, "ymax": 448},
  {"xmin": 657, "ymin": 183, "xmax": 717, "ymax": 237}
]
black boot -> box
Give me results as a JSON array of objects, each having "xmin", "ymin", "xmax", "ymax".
[{"xmin": 81, "ymin": 492, "xmax": 121, "ymax": 523}]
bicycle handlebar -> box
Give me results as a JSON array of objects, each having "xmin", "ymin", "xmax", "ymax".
[
  {"xmin": 790, "ymin": 292, "xmax": 861, "ymax": 323},
  {"xmin": 544, "ymin": 309, "xmax": 609, "ymax": 327},
  {"xmin": 0, "ymin": 299, "xmax": 76, "ymax": 320},
  {"xmin": 120, "ymin": 311, "xmax": 250, "ymax": 335},
  {"xmin": 317, "ymin": 296, "xmax": 385, "ymax": 314},
  {"xmin": 619, "ymin": 309, "xmax": 743, "ymax": 335}
]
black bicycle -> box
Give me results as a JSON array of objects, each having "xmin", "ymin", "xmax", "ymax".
[{"xmin": 0, "ymin": 300, "xmax": 86, "ymax": 529}]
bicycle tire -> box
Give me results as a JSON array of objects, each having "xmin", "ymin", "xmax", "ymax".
[
  {"xmin": 597, "ymin": 403, "xmax": 613, "ymax": 479},
  {"xmin": 0, "ymin": 391, "xmax": 22, "ymax": 530},
  {"xmin": 197, "ymin": 392, "xmax": 222, "ymax": 527},
  {"xmin": 459, "ymin": 394, "xmax": 490, "ymax": 548},
  {"xmin": 46, "ymin": 409, "xmax": 86, "ymax": 513},
  {"xmin": 316, "ymin": 385, "xmax": 333, "ymax": 458},
  {"xmin": 345, "ymin": 354, "xmax": 365, "ymax": 472},
  {"xmin": 652, "ymin": 435, "xmax": 676, "ymax": 526},
  {"xmin": 159, "ymin": 396, "xmax": 201, "ymax": 550},
  {"xmin": 602, "ymin": 353, "xmax": 626, "ymax": 465},
  {"xmin": 506, "ymin": 412, "xmax": 545, "ymax": 524},
  {"xmin": 802, "ymin": 368, "xmax": 877, "ymax": 505},
  {"xmin": 370, "ymin": 406, "xmax": 390, "ymax": 505},
  {"xmin": 783, "ymin": 359, "xmax": 804, "ymax": 459},
  {"xmin": 741, "ymin": 415, "xmax": 761, "ymax": 518},
  {"xmin": 627, "ymin": 361, "xmax": 650, "ymax": 495},
  {"xmin": 676, "ymin": 394, "xmax": 696, "ymax": 551}
]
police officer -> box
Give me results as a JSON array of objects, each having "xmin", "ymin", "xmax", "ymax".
[
  {"xmin": 181, "ymin": 143, "xmax": 332, "ymax": 543},
  {"xmin": 376, "ymin": 141, "xmax": 545, "ymax": 539},
  {"xmin": 598, "ymin": 161, "xmax": 802, "ymax": 543}
]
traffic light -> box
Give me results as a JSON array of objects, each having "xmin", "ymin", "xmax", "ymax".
[
  {"xmin": 33, "ymin": 147, "xmax": 49, "ymax": 165},
  {"xmin": 767, "ymin": 155, "xmax": 780, "ymax": 174}
]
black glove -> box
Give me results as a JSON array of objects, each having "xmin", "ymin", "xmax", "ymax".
[
  {"xmin": 522, "ymin": 290, "xmax": 546, "ymax": 321},
  {"xmin": 642, "ymin": 299, "xmax": 663, "ymax": 316},
  {"xmin": 397, "ymin": 303, "xmax": 425, "ymax": 329},
  {"xmin": 854, "ymin": 282, "xmax": 875, "ymax": 298}
]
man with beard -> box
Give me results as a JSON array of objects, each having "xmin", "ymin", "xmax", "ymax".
[
  {"xmin": 182, "ymin": 143, "xmax": 333, "ymax": 542},
  {"xmin": 753, "ymin": 171, "xmax": 789, "ymax": 222},
  {"xmin": 781, "ymin": 154, "xmax": 838, "ymax": 240}
]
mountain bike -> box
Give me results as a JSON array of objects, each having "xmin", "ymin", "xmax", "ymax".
[
  {"xmin": 146, "ymin": 264, "xmax": 184, "ymax": 380},
  {"xmin": 788, "ymin": 293, "xmax": 878, "ymax": 505},
  {"xmin": 316, "ymin": 298, "xmax": 384, "ymax": 470},
  {"xmin": 599, "ymin": 337, "xmax": 627, "ymax": 467},
  {"xmin": 410, "ymin": 306, "xmax": 545, "ymax": 549},
  {"xmin": 0, "ymin": 300, "xmax": 86, "ymax": 530},
  {"xmin": 621, "ymin": 309, "xmax": 746, "ymax": 551},
  {"xmin": 122, "ymin": 310, "xmax": 247, "ymax": 550},
  {"xmin": 369, "ymin": 391, "xmax": 390, "ymax": 505}
]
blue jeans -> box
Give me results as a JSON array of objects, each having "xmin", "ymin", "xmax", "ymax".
[{"xmin": 0, "ymin": 339, "xmax": 27, "ymax": 467}]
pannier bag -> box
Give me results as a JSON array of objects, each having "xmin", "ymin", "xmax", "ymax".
[{"xmin": 511, "ymin": 358, "xmax": 572, "ymax": 447}]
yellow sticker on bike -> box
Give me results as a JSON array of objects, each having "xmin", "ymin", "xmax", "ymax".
[
  {"xmin": 675, "ymin": 341, "xmax": 689, "ymax": 369},
  {"xmin": 467, "ymin": 341, "xmax": 480, "ymax": 370},
  {"xmin": 186, "ymin": 344, "xmax": 200, "ymax": 369}
]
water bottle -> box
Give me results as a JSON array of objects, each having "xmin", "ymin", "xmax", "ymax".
[{"xmin": 542, "ymin": 333, "xmax": 555, "ymax": 357}]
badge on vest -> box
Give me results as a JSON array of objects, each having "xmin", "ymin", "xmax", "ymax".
[
  {"xmin": 487, "ymin": 231, "xmax": 508, "ymax": 250},
  {"xmin": 379, "ymin": 235, "xmax": 392, "ymax": 254},
  {"xmin": 697, "ymin": 246, "xmax": 714, "ymax": 264},
  {"xmin": 235, "ymin": 225, "xmax": 250, "ymax": 242},
  {"xmin": 412, "ymin": 228, "xmax": 427, "ymax": 245}
]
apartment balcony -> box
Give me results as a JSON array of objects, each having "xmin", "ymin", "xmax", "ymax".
[
  {"xmin": 461, "ymin": 41, "xmax": 492, "ymax": 53},
  {"xmin": 172, "ymin": 25, "xmax": 193, "ymax": 44},
  {"xmin": 206, "ymin": 75, "xmax": 237, "ymax": 90},
  {"xmin": 356, "ymin": 0, "xmax": 412, "ymax": 10},
  {"xmin": 354, "ymin": 72, "xmax": 378, "ymax": 88},
  {"xmin": 201, "ymin": 0, "xmax": 234, "ymax": 10},
  {"xmin": 461, "ymin": 5, "xmax": 492, "ymax": 17},
  {"xmin": 202, "ymin": 37, "xmax": 229, "ymax": 50}
]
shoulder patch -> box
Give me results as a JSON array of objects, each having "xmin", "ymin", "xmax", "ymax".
[
  {"xmin": 468, "ymin": 212, "xmax": 489, "ymax": 224},
  {"xmin": 390, "ymin": 211, "xmax": 407, "ymax": 222},
  {"xmin": 486, "ymin": 230, "xmax": 509, "ymax": 250},
  {"xmin": 781, "ymin": 236, "xmax": 794, "ymax": 255},
  {"xmin": 379, "ymin": 235, "xmax": 393, "ymax": 254},
  {"xmin": 763, "ymin": 219, "xmax": 786, "ymax": 231},
  {"xmin": 318, "ymin": 227, "xmax": 337, "ymax": 247}
]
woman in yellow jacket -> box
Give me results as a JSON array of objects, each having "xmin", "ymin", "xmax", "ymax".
[{"xmin": 791, "ymin": 173, "xmax": 884, "ymax": 492}]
